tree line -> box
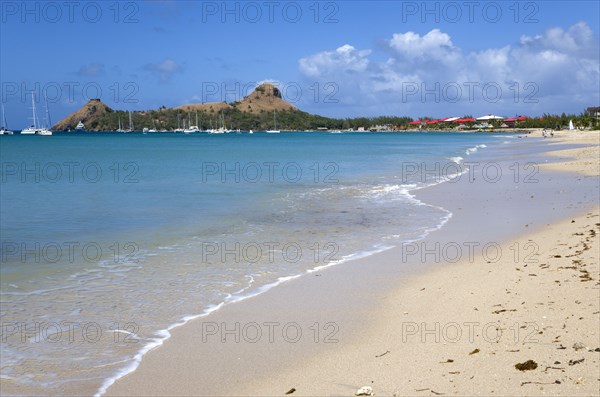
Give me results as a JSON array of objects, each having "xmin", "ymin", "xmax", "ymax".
[{"xmin": 83, "ymin": 107, "xmax": 598, "ymax": 131}]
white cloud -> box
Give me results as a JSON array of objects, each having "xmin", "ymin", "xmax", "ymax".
[
  {"xmin": 389, "ymin": 29, "xmax": 461, "ymax": 65},
  {"xmin": 299, "ymin": 44, "xmax": 371, "ymax": 77},
  {"xmin": 144, "ymin": 59, "xmax": 184, "ymax": 83},
  {"xmin": 298, "ymin": 23, "xmax": 599, "ymax": 117},
  {"xmin": 520, "ymin": 22, "xmax": 595, "ymax": 55},
  {"xmin": 467, "ymin": 46, "xmax": 511, "ymax": 83}
]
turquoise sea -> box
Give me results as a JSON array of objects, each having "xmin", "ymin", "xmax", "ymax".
[{"xmin": 0, "ymin": 132, "xmax": 509, "ymax": 395}]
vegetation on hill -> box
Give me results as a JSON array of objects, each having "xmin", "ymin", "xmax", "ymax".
[{"xmin": 68, "ymin": 106, "xmax": 413, "ymax": 132}]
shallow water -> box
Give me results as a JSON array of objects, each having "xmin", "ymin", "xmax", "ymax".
[{"xmin": 0, "ymin": 131, "xmax": 510, "ymax": 395}]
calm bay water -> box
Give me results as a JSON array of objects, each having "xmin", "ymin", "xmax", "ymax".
[{"xmin": 0, "ymin": 132, "xmax": 506, "ymax": 395}]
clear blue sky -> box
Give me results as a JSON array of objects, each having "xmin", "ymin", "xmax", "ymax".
[{"xmin": 1, "ymin": 1, "xmax": 599, "ymax": 127}]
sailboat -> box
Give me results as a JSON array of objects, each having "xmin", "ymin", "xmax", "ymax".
[
  {"xmin": 116, "ymin": 115, "xmax": 127, "ymax": 133},
  {"xmin": 148, "ymin": 119, "xmax": 157, "ymax": 133},
  {"xmin": 206, "ymin": 119, "xmax": 214, "ymax": 133},
  {"xmin": 184, "ymin": 111, "xmax": 200, "ymax": 133},
  {"xmin": 174, "ymin": 113, "xmax": 184, "ymax": 133},
  {"xmin": 209, "ymin": 113, "xmax": 228, "ymax": 133},
  {"xmin": 37, "ymin": 96, "xmax": 53, "ymax": 135},
  {"xmin": 220, "ymin": 112, "xmax": 231, "ymax": 133},
  {"xmin": 21, "ymin": 93, "xmax": 52, "ymax": 135},
  {"xmin": 128, "ymin": 111, "xmax": 134, "ymax": 132},
  {"xmin": 0, "ymin": 103, "xmax": 14, "ymax": 135},
  {"xmin": 21, "ymin": 93, "xmax": 40, "ymax": 134},
  {"xmin": 266, "ymin": 111, "xmax": 280, "ymax": 133}
]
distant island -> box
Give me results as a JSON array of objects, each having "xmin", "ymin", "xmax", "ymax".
[
  {"xmin": 52, "ymin": 83, "xmax": 600, "ymax": 132},
  {"xmin": 52, "ymin": 83, "xmax": 408, "ymax": 132}
]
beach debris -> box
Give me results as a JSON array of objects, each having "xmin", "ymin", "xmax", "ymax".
[
  {"xmin": 375, "ymin": 350, "xmax": 390, "ymax": 358},
  {"xmin": 593, "ymin": 347, "xmax": 600, "ymax": 352},
  {"xmin": 493, "ymin": 308, "xmax": 516, "ymax": 314},
  {"xmin": 285, "ymin": 388, "xmax": 296, "ymax": 395},
  {"xmin": 568, "ymin": 358, "xmax": 584, "ymax": 366},
  {"xmin": 355, "ymin": 386, "xmax": 373, "ymax": 396},
  {"xmin": 415, "ymin": 389, "xmax": 444, "ymax": 395},
  {"xmin": 579, "ymin": 269, "xmax": 592, "ymax": 281},
  {"xmin": 469, "ymin": 348, "xmax": 480, "ymax": 355},
  {"xmin": 521, "ymin": 380, "xmax": 561, "ymax": 386},
  {"xmin": 572, "ymin": 342, "xmax": 586, "ymax": 351},
  {"xmin": 439, "ymin": 359, "xmax": 454, "ymax": 363},
  {"xmin": 515, "ymin": 360, "xmax": 538, "ymax": 371}
]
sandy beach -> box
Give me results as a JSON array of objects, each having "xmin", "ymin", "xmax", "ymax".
[{"xmin": 106, "ymin": 131, "xmax": 599, "ymax": 396}]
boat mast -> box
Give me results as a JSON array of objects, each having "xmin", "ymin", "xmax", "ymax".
[
  {"xmin": 31, "ymin": 92, "xmax": 37, "ymax": 129},
  {"xmin": 1, "ymin": 103, "xmax": 7, "ymax": 128},
  {"xmin": 44, "ymin": 95, "xmax": 51, "ymax": 129}
]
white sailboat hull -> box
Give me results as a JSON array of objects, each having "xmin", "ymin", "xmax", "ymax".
[
  {"xmin": 21, "ymin": 127, "xmax": 52, "ymax": 135},
  {"xmin": 36, "ymin": 129, "xmax": 53, "ymax": 136}
]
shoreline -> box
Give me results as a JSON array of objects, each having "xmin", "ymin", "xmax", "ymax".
[
  {"xmin": 0, "ymin": 133, "xmax": 520, "ymax": 396},
  {"xmin": 237, "ymin": 209, "xmax": 599, "ymax": 397},
  {"xmin": 4, "ymin": 128, "xmax": 569, "ymax": 134},
  {"xmin": 104, "ymin": 131, "xmax": 599, "ymax": 396}
]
